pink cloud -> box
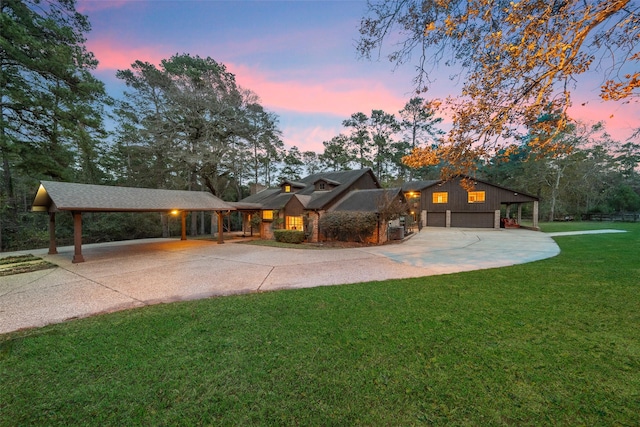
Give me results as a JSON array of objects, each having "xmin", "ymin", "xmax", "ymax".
[
  {"xmin": 86, "ymin": 39, "xmax": 167, "ymax": 71},
  {"xmin": 229, "ymin": 63, "xmax": 407, "ymax": 118},
  {"xmin": 282, "ymin": 125, "xmax": 342, "ymax": 153},
  {"xmin": 569, "ymin": 99, "xmax": 640, "ymax": 142}
]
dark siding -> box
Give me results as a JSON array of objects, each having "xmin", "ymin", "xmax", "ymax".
[
  {"xmin": 284, "ymin": 196, "xmax": 305, "ymax": 217},
  {"xmin": 421, "ymin": 176, "xmax": 537, "ymax": 214}
]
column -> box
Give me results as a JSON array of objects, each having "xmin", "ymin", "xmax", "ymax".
[
  {"xmin": 217, "ymin": 211, "xmax": 225, "ymax": 244},
  {"xmin": 72, "ymin": 211, "xmax": 84, "ymax": 263},
  {"xmin": 517, "ymin": 204, "xmax": 523, "ymax": 224},
  {"xmin": 181, "ymin": 211, "xmax": 187, "ymax": 240},
  {"xmin": 446, "ymin": 210, "xmax": 451, "ymax": 228},
  {"xmin": 533, "ymin": 201, "xmax": 539, "ymax": 229},
  {"xmin": 48, "ymin": 212, "xmax": 58, "ymax": 255},
  {"xmin": 494, "ymin": 210, "xmax": 501, "ymax": 229}
]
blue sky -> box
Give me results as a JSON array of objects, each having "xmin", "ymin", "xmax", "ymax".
[{"xmin": 78, "ymin": 0, "xmax": 639, "ymax": 152}]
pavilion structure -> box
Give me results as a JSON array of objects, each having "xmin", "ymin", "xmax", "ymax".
[{"xmin": 32, "ymin": 181, "xmax": 235, "ymax": 263}]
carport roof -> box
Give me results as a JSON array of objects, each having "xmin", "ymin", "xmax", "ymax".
[{"xmin": 32, "ymin": 181, "xmax": 235, "ymax": 213}]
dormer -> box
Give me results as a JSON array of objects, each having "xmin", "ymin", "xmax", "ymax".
[
  {"xmin": 280, "ymin": 179, "xmax": 305, "ymax": 193},
  {"xmin": 313, "ymin": 178, "xmax": 340, "ymax": 192}
]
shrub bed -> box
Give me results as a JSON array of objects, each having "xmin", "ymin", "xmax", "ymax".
[
  {"xmin": 273, "ymin": 229, "xmax": 305, "ymax": 244},
  {"xmin": 319, "ymin": 211, "xmax": 377, "ymax": 242}
]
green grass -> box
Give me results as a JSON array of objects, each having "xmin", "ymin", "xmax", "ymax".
[
  {"xmin": 0, "ymin": 254, "xmax": 56, "ymax": 276},
  {"xmin": 1, "ymin": 223, "xmax": 639, "ymax": 425}
]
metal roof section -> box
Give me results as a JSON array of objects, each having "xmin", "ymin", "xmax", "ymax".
[{"xmin": 32, "ymin": 181, "xmax": 235, "ymax": 213}]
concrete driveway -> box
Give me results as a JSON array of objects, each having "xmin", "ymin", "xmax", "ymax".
[{"xmin": 0, "ymin": 228, "xmax": 559, "ymax": 334}]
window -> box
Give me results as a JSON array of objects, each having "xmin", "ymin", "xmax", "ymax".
[
  {"xmin": 262, "ymin": 210, "xmax": 274, "ymax": 220},
  {"xmin": 287, "ymin": 216, "xmax": 303, "ymax": 230},
  {"xmin": 468, "ymin": 191, "xmax": 486, "ymax": 203},
  {"xmin": 284, "ymin": 185, "xmax": 291, "ymax": 193},
  {"xmin": 318, "ymin": 182, "xmax": 325, "ymax": 190},
  {"xmin": 432, "ymin": 192, "xmax": 448, "ymax": 204}
]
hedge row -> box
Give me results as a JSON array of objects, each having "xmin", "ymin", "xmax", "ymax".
[{"xmin": 274, "ymin": 229, "xmax": 306, "ymax": 244}]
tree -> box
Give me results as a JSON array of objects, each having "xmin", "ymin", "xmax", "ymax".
[
  {"xmin": 241, "ymin": 102, "xmax": 283, "ymax": 188},
  {"xmin": 1, "ymin": 0, "xmax": 108, "ymax": 249},
  {"xmin": 319, "ymin": 135, "xmax": 354, "ymax": 171},
  {"xmin": 397, "ymin": 97, "xmax": 444, "ymax": 179},
  {"xmin": 280, "ymin": 146, "xmax": 304, "ymax": 180},
  {"xmin": 359, "ymin": 0, "xmax": 639, "ymax": 176},
  {"xmin": 369, "ymin": 109, "xmax": 400, "ymax": 181},
  {"xmin": 302, "ymin": 150, "xmax": 322, "ymax": 175},
  {"xmin": 342, "ymin": 112, "xmax": 372, "ymax": 168}
]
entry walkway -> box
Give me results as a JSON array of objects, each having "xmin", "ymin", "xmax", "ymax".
[{"xmin": 0, "ymin": 228, "xmax": 559, "ymax": 334}]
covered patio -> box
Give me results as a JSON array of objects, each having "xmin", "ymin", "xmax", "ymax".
[{"xmin": 32, "ymin": 181, "xmax": 235, "ymax": 263}]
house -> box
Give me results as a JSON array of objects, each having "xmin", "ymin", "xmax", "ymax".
[
  {"xmin": 401, "ymin": 176, "xmax": 539, "ymax": 229},
  {"xmin": 235, "ymin": 168, "xmax": 407, "ymax": 243}
]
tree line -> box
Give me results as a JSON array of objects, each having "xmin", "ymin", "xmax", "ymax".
[{"xmin": 1, "ymin": 0, "xmax": 638, "ymax": 251}]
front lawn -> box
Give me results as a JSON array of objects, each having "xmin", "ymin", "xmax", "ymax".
[{"xmin": 1, "ymin": 223, "xmax": 638, "ymax": 425}]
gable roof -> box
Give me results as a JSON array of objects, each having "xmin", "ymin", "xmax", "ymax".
[
  {"xmin": 32, "ymin": 181, "xmax": 235, "ymax": 213},
  {"xmin": 294, "ymin": 168, "xmax": 381, "ymax": 210},
  {"xmin": 330, "ymin": 188, "xmax": 404, "ymax": 213},
  {"xmin": 237, "ymin": 168, "xmax": 381, "ymax": 211}
]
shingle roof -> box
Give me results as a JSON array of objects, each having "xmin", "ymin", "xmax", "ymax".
[
  {"xmin": 32, "ymin": 181, "xmax": 235, "ymax": 213},
  {"xmin": 237, "ymin": 168, "xmax": 380, "ymax": 211},
  {"xmin": 238, "ymin": 188, "xmax": 281, "ymax": 204},
  {"xmin": 330, "ymin": 188, "xmax": 403, "ymax": 212},
  {"xmin": 296, "ymin": 169, "xmax": 379, "ymax": 210}
]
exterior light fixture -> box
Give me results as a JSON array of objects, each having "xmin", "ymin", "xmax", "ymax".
[{"xmin": 170, "ymin": 210, "xmax": 179, "ymax": 215}]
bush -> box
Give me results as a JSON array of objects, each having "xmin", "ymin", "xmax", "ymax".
[
  {"xmin": 319, "ymin": 211, "xmax": 377, "ymax": 242},
  {"xmin": 273, "ymin": 229, "xmax": 305, "ymax": 244}
]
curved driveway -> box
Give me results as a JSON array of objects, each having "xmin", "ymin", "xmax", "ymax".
[{"xmin": 0, "ymin": 228, "xmax": 559, "ymax": 334}]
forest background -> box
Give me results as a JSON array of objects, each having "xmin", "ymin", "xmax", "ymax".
[{"xmin": 1, "ymin": 0, "xmax": 639, "ymax": 251}]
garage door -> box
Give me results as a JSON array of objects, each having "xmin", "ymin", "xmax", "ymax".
[
  {"xmin": 451, "ymin": 212, "xmax": 494, "ymax": 228},
  {"xmin": 426, "ymin": 212, "xmax": 446, "ymax": 227}
]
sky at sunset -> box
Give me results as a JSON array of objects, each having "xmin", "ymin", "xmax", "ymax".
[{"xmin": 78, "ymin": 0, "xmax": 639, "ymax": 153}]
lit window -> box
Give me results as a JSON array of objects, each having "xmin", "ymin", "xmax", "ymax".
[
  {"xmin": 287, "ymin": 216, "xmax": 303, "ymax": 230},
  {"xmin": 284, "ymin": 185, "xmax": 291, "ymax": 193},
  {"xmin": 432, "ymin": 192, "xmax": 448, "ymax": 204},
  {"xmin": 468, "ymin": 191, "xmax": 486, "ymax": 203},
  {"xmin": 262, "ymin": 210, "xmax": 273, "ymax": 220}
]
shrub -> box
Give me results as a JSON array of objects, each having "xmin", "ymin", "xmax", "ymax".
[
  {"xmin": 319, "ymin": 211, "xmax": 377, "ymax": 242},
  {"xmin": 273, "ymin": 229, "xmax": 305, "ymax": 244}
]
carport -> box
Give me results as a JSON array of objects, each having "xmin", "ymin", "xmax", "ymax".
[{"xmin": 32, "ymin": 181, "xmax": 235, "ymax": 263}]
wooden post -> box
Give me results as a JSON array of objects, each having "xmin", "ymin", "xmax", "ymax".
[
  {"xmin": 217, "ymin": 211, "xmax": 225, "ymax": 244},
  {"xmin": 210, "ymin": 212, "xmax": 217, "ymax": 237},
  {"xmin": 48, "ymin": 212, "xmax": 58, "ymax": 255},
  {"xmin": 72, "ymin": 211, "xmax": 84, "ymax": 263},
  {"xmin": 181, "ymin": 211, "xmax": 187, "ymax": 240},
  {"xmin": 533, "ymin": 201, "xmax": 539, "ymax": 229}
]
